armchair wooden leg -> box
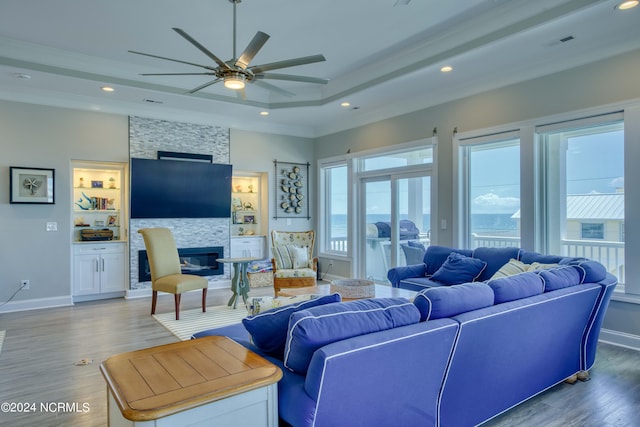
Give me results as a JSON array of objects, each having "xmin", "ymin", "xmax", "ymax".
[
  {"xmin": 151, "ymin": 290, "xmax": 158, "ymax": 315},
  {"xmin": 202, "ymin": 288, "xmax": 207, "ymax": 313},
  {"xmin": 174, "ymin": 294, "xmax": 181, "ymax": 320}
]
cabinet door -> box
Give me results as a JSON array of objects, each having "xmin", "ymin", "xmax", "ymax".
[
  {"xmin": 74, "ymin": 254, "xmax": 100, "ymax": 295},
  {"xmin": 231, "ymin": 237, "xmax": 265, "ymax": 258},
  {"xmin": 100, "ymin": 251, "xmax": 126, "ymax": 293}
]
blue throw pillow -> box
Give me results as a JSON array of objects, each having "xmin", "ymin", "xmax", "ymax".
[
  {"xmin": 431, "ymin": 252, "xmax": 487, "ymax": 285},
  {"xmin": 424, "ymin": 246, "xmax": 473, "ymax": 276},
  {"xmin": 537, "ymin": 266, "xmax": 583, "ymax": 292},
  {"xmin": 487, "ymin": 272, "xmax": 545, "ymax": 304},
  {"xmin": 242, "ymin": 293, "xmax": 341, "ymax": 359},
  {"xmin": 413, "ymin": 282, "xmax": 494, "ymax": 321},
  {"xmin": 283, "ymin": 298, "xmax": 420, "ymax": 374}
]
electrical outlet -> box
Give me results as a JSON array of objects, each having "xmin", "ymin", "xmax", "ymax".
[{"xmin": 21, "ymin": 279, "xmax": 30, "ymax": 290}]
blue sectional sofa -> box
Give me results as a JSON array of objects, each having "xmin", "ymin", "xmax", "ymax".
[{"xmin": 194, "ymin": 246, "xmax": 616, "ymax": 426}]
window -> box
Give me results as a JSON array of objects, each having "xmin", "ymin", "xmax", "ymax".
[
  {"xmin": 538, "ymin": 116, "xmax": 624, "ymax": 284},
  {"xmin": 320, "ymin": 162, "xmax": 349, "ymax": 254},
  {"xmin": 360, "ymin": 147, "xmax": 433, "ymax": 172},
  {"xmin": 581, "ymin": 223, "xmax": 604, "ymax": 239},
  {"xmin": 319, "ymin": 141, "xmax": 435, "ymax": 281},
  {"xmin": 458, "ymin": 132, "xmax": 521, "ymax": 249}
]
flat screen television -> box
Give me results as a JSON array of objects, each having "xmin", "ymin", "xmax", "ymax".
[{"xmin": 130, "ymin": 158, "xmax": 232, "ymax": 219}]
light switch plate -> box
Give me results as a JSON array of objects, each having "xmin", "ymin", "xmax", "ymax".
[{"xmin": 46, "ymin": 222, "xmax": 58, "ymax": 232}]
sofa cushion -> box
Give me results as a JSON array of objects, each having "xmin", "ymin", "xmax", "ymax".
[
  {"xmin": 413, "ymin": 282, "xmax": 495, "ymax": 321},
  {"xmin": 283, "ymin": 298, "xmax": 420, "ymax": 374},
  {"xmin": 519, "ymin": 250, "xmax": 565, "ymax": 265},
  {"xmin": 487, "ymin": 272, "xmax": 545, "ymax": 304},
  {"xmin": 491, "ymin": 258, "xmax": 529, "ymax": 279},
  {"xmin": 431, "ymin": 252, "xmax": 487, "ymax": 285},
  {"xmin": 424, "ymin": 245, "xmax": 473, "ymax": 276},
  {"xmin": 398, "ymin": 276, "xmax": 445, "ymax": 292},
  {"xmin": 538, "ymin": 266, "xmax": 583, "ymax": 292},
  {"xmin": 242, "ymin": 293, "xmax": 341, "ymax": 359},
  {"xmin": 472, "ymin": 247, "xmax": 522, "ymax": 281},
  {"xmin": 273, "ymin": 268, "xmax": 316, "ymax": 279},
  {"xmin": 559, "ymin": 258, "xmax": 607, "ymax": 283}
]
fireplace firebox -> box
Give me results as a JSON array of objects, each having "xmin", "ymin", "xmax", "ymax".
[{"xmin": 138, "ymin": 246, "xmax": 223, "ymax": 282}]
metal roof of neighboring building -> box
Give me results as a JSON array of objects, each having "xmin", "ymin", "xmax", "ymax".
[
  {"xmin": 512, "ymin": 193, "xmax": 624, "ymax": 220},
  {"xmin": 566, "ymin": 193, "xmax": 624, "ymax": 220}
]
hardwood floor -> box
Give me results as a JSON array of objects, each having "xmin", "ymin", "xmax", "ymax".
[{"xmin": 1, "ymin": 288, "xmax": 638, "ymax": 427}]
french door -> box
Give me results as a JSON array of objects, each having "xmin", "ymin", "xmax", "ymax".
[{"xmin": 359, "ymin": 172, "xmax": 431, "ymax": 283}]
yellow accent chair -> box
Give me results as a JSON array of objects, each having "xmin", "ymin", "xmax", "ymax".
[
  {"xmin": 138, "ymin": 228, "xmax": 208, "ymax": 320},
  {"xmin": 271, "ymin": 230, "xmax": 318, "ymax": 296}
]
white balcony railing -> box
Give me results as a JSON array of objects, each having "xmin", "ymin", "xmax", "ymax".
[{"xmin": 472, "ymin": 235, "xmax": 624, "ymax": 284}]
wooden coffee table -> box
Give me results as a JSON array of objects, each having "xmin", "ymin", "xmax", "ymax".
[
  {"xmin": 100, "ymin": 336, "xmax": 282, "ymax": 426},
  {"xmin": 279, "ymin": 283, "xmax": 417, "ymax": 301}
]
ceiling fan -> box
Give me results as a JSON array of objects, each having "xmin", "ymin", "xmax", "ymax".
[{"xmin": 129, "ymin": 0, "xmax": 328, "ymax": 98}]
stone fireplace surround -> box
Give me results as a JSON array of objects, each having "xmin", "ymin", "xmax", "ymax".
[{"xmin": 129, "ymin": 116, "xmax": 231, "ymax": 292}]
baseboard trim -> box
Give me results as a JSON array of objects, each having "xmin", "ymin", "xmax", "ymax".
[
  {"xmin": 318, "ymin": 273, "xmax": 344, "ymax": 283},
  {"xmin": 599, "ymin": 328, "xmax": 640, "ymax": 351},
  {"xmin": 0, "ymin": 295, "xmax": 73, "ymax": 314}
]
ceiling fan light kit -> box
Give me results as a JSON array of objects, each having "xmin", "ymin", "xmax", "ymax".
[
  {"xmin": 224, "ymin": 72, "xmax": 246, "ymax": 90},
  {"xmin": 130, "ymin": 0, "xmax": 327, "ymax": 97}
]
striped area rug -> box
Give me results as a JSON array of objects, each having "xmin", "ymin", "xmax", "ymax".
[
  {"xmin": 153, "ymin": 305, "xmax": 248, "ymax": 341},
  {"xmin": 0, "ymin": 330, "xmax": 5, "ymax": 355}
]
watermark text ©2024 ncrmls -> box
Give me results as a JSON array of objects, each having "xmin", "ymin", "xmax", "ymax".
[{"xmin": 1, "ymin": 401, "xmax": 90, "ymax": 414}]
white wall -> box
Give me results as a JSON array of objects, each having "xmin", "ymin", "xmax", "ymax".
[
  {"xmin": 0, "ymin": 101, "xmax": 128, "ymax": 309},
  {"xmin": 230, "ymin": 129, "xmax": 316, "ymax": 252}
]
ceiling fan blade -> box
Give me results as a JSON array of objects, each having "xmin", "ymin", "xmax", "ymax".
[
  {"xmin": 250, "ymin": 54, "xmax": 326, "ymax": 74},
  {"xmin": 173, "ymin": 28, "xmax": 232, "ymax": 70},
  {"xmin": 140, "ymin": 72, "xmax": 217, "ymax": 76},
  {"xmin": 129, "ymin": 50, "xmax": 216, "ymax": 71},
  {"xmin": 252, "ymin": 80, "xmax": 295, "ymax": 98},
  {"xmin": 257, "ymin": 73, "xmax": 328, "ymax": 84},
  {"xmin": 187, "ymin": 78, "xmax": 222, "ymax": 94},
  {"xmin": 236, "ymin": 31, "xmax": 270, "ymax": 69}
]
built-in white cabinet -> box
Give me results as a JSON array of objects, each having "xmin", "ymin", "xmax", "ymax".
[
  {"xmin": 72, "ymin": 161, "xmax": 128, "ymax": 301},
  {"xmin": 230, "ymin": 236, "xmax": 266, "ymax": 259},
  {"xmin": 73, "ymin": 242, "xmax": 126, "ymax": 300},
  {"xmin": 231, "ymin": 172, "xmax": 268, "ymax": 259}
]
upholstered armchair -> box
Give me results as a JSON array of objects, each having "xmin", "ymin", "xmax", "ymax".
[
  {"xmin": 271, "ymin": 230, "xmax": 318, "ymax": 296},
  {"xmin": 138, "ymin": 228, "xmax": 208, "ymax": 320}
]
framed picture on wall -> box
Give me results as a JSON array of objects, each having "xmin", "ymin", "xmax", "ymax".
[
  {"xmin": 10, "ymin": 166, "xmax": 55, "ymax": 204},
  {"xmin": 274, "ymin": 160, "xmax": 310, "ymax": 219}
]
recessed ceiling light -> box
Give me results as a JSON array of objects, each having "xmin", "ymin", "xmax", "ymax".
[
  {"xmin": 340, "ymin": 102, "xmax": 351, "ymax": 107},
  {"xmin": 101, "ymin": 86, "xmax": 115, "ymax": 92},
  {"xmin": 13, "ymin": 73, "xmax": 31, "ymax": 79},
  {"xmin": 440, "ymin": 66, "xmax": 453, "ymax": 73},
  {"xmin": 259, "ymin": 111, "xmax": 269, "ymax": 116},
  {"xmin": 616, "ymin": 0, "xmax": 638, "ymax": 10}
]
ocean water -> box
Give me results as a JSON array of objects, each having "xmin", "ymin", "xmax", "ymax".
[{"xmin": 331, "ymin": 213, "xmax": 518, "ymax": 238}]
